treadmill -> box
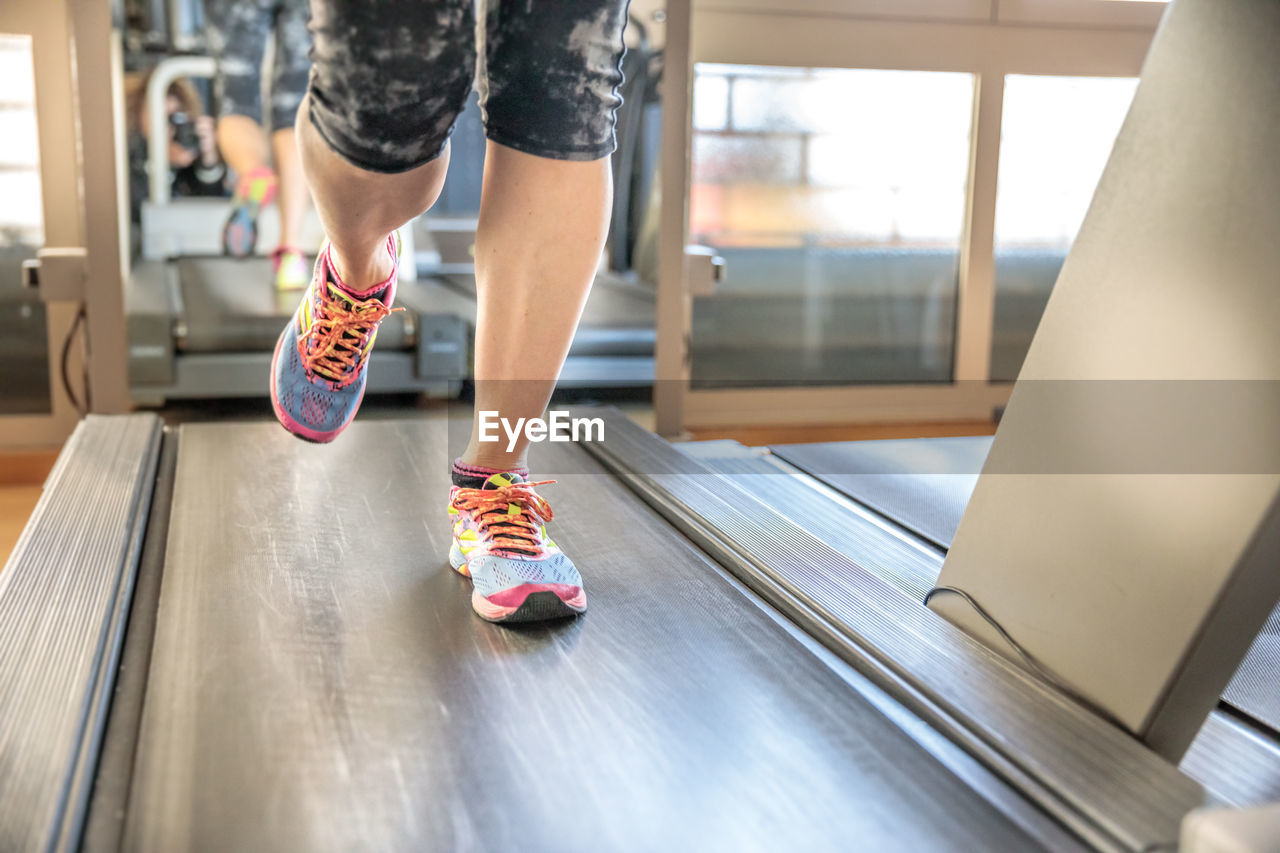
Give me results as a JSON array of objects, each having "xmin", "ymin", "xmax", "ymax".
[
  {"xmin": 125, "ymin": 255, "xmax": 476, "ymax": 405},
  {"xmin": 125, "ymin": 56, "xmax": 478, "ymax": 406},
  {"xmin": 0, "ymin": 408, "xmax": 1233, "ymax": 852},
  {"xmin": 427, "ymin": 265, "xmax": 657, "ymax": 388},
  {"xmin": 9, "ymin": 0, "xmax": 1274, "ymax": 844}
]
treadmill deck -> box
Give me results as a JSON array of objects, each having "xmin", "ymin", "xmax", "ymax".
[{"xmin": 120, "ymin": 418, "xmax": 1042, "ymax": 851}]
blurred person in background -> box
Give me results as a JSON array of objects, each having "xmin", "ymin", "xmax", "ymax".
[
  {"xmin": 125, "ymin": 71, "xmax": 228, "ymax": 230},
  {"xmin": 207, "ymin": 0, "xmax": 314, "ymax": 290}
]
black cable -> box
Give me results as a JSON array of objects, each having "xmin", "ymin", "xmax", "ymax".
[
  {"xmin": 59, "ymin": 303, "xmax": 88, "ymax": 416},
  {"xmin": 81, "ymin": 306, "xmax": 92, "ymax": 413},
  {"xmin": 925, "ymin": 585, "xmax": 1129, "ymax": 730}
]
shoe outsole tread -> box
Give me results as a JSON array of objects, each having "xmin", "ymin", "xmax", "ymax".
[{"xmin": 474, "ymin": 589, "xmax": 586, "ymax": 624}]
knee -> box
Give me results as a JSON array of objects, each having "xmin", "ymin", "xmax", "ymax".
[
  {"xmin": 481, "ymin": 4, "xmax": 627, "ymax": 162},
  {"xmin": 308, "ymin": 39, "xmax": 476, "ymax": 174}
]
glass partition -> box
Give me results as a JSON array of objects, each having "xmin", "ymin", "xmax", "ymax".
[
  {"xmin": 0, "ymin": 34, "xmax": 50, "ymax": 415},
  {"xmin": 990, "ymin": 74, "xmax": 1138, "ymax": 381},
  {"xmin": 688, "ymin": 64, "xmax": 975, "ymax": 388}
]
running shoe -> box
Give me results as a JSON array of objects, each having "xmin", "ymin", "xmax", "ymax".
[
  {"xmin": 222, "ymin": 166, "xmax": 277, "ymax": 257},
  {"xmin": 269, "ymin": 235, "xmax": 401, "ymax": 443},
  {"xmin": 448, "ymin": 472, "xmax": 587, "ymax": 623},
  {"xmin": 272, "ymin": 247, "xmax": 310, "ymax": 291}
]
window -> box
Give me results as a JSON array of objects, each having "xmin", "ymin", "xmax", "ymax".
[
  {"xmin": 689, "ymin": 64, "xmax": 975, "ymax": 387},
  {"xmin": 0, "ymin": 34, "xmax": 50, "ymax": 415},
  {"xmin": 990, "ymin": 74, "xmax": 1138, "ymax": 381}
]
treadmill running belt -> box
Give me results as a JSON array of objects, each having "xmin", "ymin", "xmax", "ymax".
[
  {"xmin": 442, "ymin": 272, "xmax": 655, "ymax": 356},
  {"xmin": 176, "ymin": 257, "xmax": 409, "ymax": 352},
  {"xmin": 124, "ymin": 419, "xmax": 1041, "ymax": 851},
  {"xmin": 771, "ymin": 437, "xmax": 992, "ymax": 550}
]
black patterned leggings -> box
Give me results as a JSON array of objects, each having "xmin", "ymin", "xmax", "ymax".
[
  {"xmin": 305, "ymin": 0, "xmax": 630, "ymax": 173},
  {"xmin": 206, "ymin": 0, "xmax": 313, "ymax": 133}
]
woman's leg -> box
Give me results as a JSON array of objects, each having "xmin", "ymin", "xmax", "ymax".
[
  {"xmin": 207, "ymin": 0, "xmax": 277, "ymax": 256},
  {"xmin": 271, "ymin": 129, "xmax": 309, "ymax": 251},
  {"xmin": 266, "ymin": 127, "xmax": 312, "ymax": 288},
  {"xmin": 459, "ymin": 0, "xmax": 628, "ymax": 471},
  {"xmin": 217, "ymin": 115, "xmax": 271, "ymax": 178},
  {"xmin": 461, "ymin": 143, "xmax": 612, "ymax": 470},
  {"xmin": 447, "ymin": 139, "xmax": 612, "ymax": 624},
  {"xmin": 208, "ymin": 0, "xmax": 270, "ymax": 176},
  {"xmin": 440, "ymin": 2, "xmax": 627, "ymax": 623},
  {"xmin": 292, "ymin": 0, "xmax": 474, "ymax": 287},
  {"xmin": 264, "ymin": 0, "xmax": 315, "ymax": 287},
  {"xmin": 294, "ymin": 102, "xmax": 449, "ymax": 289},
  {"xmin": 270, "ymin": 0, "xmax": 474, "ymax": 442},
  {"xmin": 217, "ymin": 118, "xmax": 276, "ymax": 262}
]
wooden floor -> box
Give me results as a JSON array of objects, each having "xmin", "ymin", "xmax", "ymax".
[
  {"xmin": 1, "ymin": 487, "xmax": 43, "ymax": 564},
  {"xmin": 1, "ymin": 451, "xmax": 58, "ymax": 568},
  {"xmin": 689, "ymin": 419, "xmax": 996, "ymax": 446}
]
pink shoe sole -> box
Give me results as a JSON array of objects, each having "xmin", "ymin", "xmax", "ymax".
[{"xmin": 472, "ymin": 584, "xmax": 587, "ymax": 623}]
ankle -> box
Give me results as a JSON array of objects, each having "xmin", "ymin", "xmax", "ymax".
[
  {"xmin": 327, "ymin": 240, "xmax": 394, "ymax": 295},
  {"xmin": 452, "ymin": 458, "xmax": 529, "ymax": 489}
]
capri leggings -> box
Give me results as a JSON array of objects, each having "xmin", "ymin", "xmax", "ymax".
[
  {"xmin": 306, "ymin": 0, "xmax": 630, "ymax": 173},
  {"xmin": 206, "ymin": 0, "xmax": 312, "ymax": 133}
]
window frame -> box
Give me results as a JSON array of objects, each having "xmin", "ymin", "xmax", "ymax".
[{"xmin": 655, "ymin": 0, "xmax": 1155, "ymax": 433}]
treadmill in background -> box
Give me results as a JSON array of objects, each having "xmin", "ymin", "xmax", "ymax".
[
  {"xmin": 125, "ymin": 255, "xmax": 475, "ymax": 404},
  {"xmin": 413, "ymin": 19, "xmax": 664, "ymax": 389}
]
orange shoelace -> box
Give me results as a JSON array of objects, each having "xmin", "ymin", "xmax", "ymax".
[
  {"xmin": 298, "ymin": 282, "xmax": 402, "ymax": 388},
  {"xmin": 451, "ymin": 480, "xmax": 556, "ymax": 557}
]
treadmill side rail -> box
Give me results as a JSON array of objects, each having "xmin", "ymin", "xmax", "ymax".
[
  {"xmin": 579, "ymin": 407, "xmax": 1205, "ymax": 853},
  {"xmin": 0, "ymin": 414, "xmax": 163, "ymax": 853},
  {"xmin": 125, "ymin": 259, "xmax": 177, "ymax": 390}
]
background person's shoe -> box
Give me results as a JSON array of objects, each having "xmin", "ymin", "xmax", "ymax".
[
  {"xmin": 222, "ymin": 166, "xmax": 277, "ymax": 257},
  {"xmin": 272, "ymin": 247, "xmax": 309, "ymax": 291}
]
